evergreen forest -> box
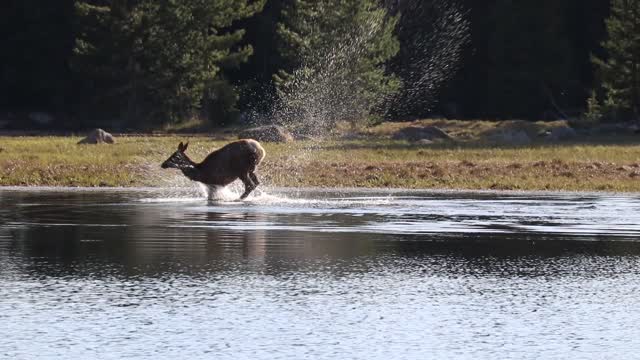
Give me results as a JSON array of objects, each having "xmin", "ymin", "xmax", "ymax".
[{"xmin": 1, "ymin": 0, "xmax": 638, "ymax": 129}]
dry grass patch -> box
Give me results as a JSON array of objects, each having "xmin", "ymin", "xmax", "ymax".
[{"xmin": 1, "ymin": 135, "xmax": 640, "ymax": 191}]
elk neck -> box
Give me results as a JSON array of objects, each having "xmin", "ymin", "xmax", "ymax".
[{"xmin": 177, "ymin": 154, "xmax": 201, "ymax": 182}]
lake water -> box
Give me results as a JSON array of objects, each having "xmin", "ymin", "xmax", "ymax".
[{"xmin": 2, "ymin": 187, "xmax": 640, "ymax": 359}]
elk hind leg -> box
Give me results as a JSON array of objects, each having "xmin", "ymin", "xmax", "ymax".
[
  {"xmin": 239, "ymin": 173, "xmax": 256, "ymax": 200},
  {"xmin": 249, "ymin": 172, "xmax": 260, "ymax": 187}
]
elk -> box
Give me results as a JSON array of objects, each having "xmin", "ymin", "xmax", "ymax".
[{"xmin": 161, "ymin": 139, "xmax": 266, "ymax": 199}]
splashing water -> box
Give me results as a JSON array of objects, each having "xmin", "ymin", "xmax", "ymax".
[
  {"xmin": 269, "ymin": 0, "xmax": 469, "ymax": 136},
  {"xmin": 237, "ymin": 0, "xmax": 470, "ymax": 188},
  {"xmin": 272, "ymin": 3, "xmax": 395, "ymax": 137},
  {"xmin": 201, "ymin": 183, "xmax": 247, "ymax": 202},
  {"xmin": 387, "ymin": 0, "xmax": 470, "ymax": 118}
]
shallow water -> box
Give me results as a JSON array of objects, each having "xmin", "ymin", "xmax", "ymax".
[{"xmin": 2, "ymin": 187, "xmax": 640, "ymax": 359}]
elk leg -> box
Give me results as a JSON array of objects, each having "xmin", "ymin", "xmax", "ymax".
[
  {"xmin": 239, "ymin": 173, "xmax": 256, "ymax": 199},
  {"xmin": 249, "ymin": 172, "xmax": 260, "ymax": 186}
]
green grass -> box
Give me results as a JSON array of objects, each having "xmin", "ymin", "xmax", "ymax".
[{"xmin": 1, "ymin": 133, "xmax": 640, "ymax": 191}]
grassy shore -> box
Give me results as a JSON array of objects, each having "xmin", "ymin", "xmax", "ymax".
[{"xmin": 1, "ymin": 121, "xmax": 640, "ymax": 191}]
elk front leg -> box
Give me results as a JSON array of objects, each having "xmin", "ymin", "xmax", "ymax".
[{"xmin": 239, "ymin": 173, "xmax": 256, "ymax": 199}]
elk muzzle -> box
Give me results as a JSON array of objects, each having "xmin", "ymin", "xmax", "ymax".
[{"xmin": 161, "ymin": 157, "xmax": 178, "ymax": 169}]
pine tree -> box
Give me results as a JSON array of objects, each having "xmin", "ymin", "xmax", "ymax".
[
  {"xmin": 592, "ymin": 0, "xmax": 640, "ymax": 121},
  {"xmin": 72, "ymin": 0, "xmax": 264, "ymax": 127},
  {"xmin": 274, "ymin": 0, "xmax": 400, "ymax": 132}
]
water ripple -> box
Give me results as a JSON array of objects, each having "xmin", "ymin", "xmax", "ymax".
[{"xmin": 3, "ymin": 187, "xmax": 640, "ymax": 359}]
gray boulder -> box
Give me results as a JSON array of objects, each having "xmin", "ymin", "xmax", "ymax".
[
  {"xmin": 78, "ymin": 128, "xmax": 115, "ymax": 144},
  {"xmin": 238, "ymin": 125, "xmax": 294, "ymax": 143},
  {"xmin": 392, "ymin": 126, "xmax": 452, "ymax": 142}
]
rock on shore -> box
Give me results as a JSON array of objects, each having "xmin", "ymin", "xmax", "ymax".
[{"xmin": 77, "ymin": 128, "xmax": 115, "ymax": 144}]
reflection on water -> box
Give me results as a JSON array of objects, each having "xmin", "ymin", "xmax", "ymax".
[{"xmin": 2, "ymin": 187, "xmax": 640, "ymax": 359}]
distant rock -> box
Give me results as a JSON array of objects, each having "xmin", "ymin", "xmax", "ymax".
[
  {"xmin": 238, "ymin": 125, "xmax": 294, "ymax": 143},
  {"xmin": 77, "ymin": 128, "xmax": 115, "ymax": 145},
  {"xmin": 485, "ymin": 129, "xmax": 531, "ymax": 145},
  {"xmin": 546, "ymin": 126, "xmax": 577, "ymax": 141},
  {"xmin": 392, "ymin": 126, "xmax": 452, "ymax": 142}
]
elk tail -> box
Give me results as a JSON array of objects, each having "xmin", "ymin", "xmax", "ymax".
[{"xmin": 246, "ymin": 140, "xmax": 266, "ymax": 170}]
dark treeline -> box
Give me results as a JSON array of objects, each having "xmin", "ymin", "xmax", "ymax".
[
  {"xmin": 445, "ymin": 0, "xmax": 610, "ymax": 120},
  {"xmin": 0, "ymin": 0, "xmax": 634, "ymax": 129}
]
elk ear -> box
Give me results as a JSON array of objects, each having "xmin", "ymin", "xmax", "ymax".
[
  {"xmin": 183, "ymin": 142, "xmax": 189, "ymax": 152},
  {"xmin": 178, "ymin": 142, "xmax": 185, "ymax": 151}
]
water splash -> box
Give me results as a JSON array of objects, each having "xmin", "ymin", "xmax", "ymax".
[
  {"xmin": 238, "ymin": 1, "xmax": 469, "ymax": 193},
  {"xmin": 202, "ymin": 183, "xmax": 243, "ymax": 201},
  {"xmin": 272, "ymin": 4, "xmax": 397, "ymax": 137},
  {"xmin": 387, "ymin": 0, "xmax": 470, "ymax": 118},
  {"xmin": 269, "ymin": 0, "xmax": 469, "ymax": 135}
]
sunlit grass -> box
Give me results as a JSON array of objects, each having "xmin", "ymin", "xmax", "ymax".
[{"xmin": 1, "ymin": 135, "xmax": 640, "ymax": 191}]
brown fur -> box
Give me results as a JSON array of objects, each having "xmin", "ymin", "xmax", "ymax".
[{"xmin": 162, "ymin": 139, "xmax": 265, "ymax": 199}]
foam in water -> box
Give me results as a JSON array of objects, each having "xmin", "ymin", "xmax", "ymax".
[
  {"xmin": 138, "ymin": 184, "xmax": 399, "ymax": 208},
  {"xmin": 202, "ymin": 183, "xmax": 243, "ymax": 202}
]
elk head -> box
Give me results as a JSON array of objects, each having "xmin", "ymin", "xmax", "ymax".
[{"xmin": 161, "ymin": 142, "xmax": 192, "ymax": 169}]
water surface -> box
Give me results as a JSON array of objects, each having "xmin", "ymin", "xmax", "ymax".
[{"xmin": 2, "ymin": 187, "xmax": 640, "ymax": 359}]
